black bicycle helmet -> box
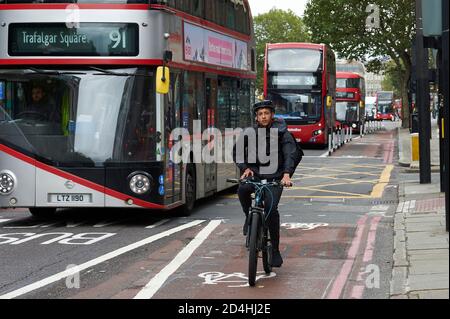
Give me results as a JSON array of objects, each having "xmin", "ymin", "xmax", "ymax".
[{"xmin": 253, "ymin": 100, "xmax": 275, "ymax": 114}]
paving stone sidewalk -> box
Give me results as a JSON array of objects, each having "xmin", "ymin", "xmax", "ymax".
[{"xmin": 391, "ymin": 121, "xmax": 449, "ymax": 299}]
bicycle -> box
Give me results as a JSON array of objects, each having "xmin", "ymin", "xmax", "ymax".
[{"xmin": 227, "ymin": 178, "xmax": 284, "ymax": 287}]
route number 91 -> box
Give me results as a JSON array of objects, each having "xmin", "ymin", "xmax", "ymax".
[{"xmin": 109, "ymin": 30, "xmax": 127, "ymax": 49}]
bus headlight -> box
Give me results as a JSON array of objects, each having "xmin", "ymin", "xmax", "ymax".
[
  {"xmin": 312, "ymin": 129, "xmax": 323, "ymax": 136},
  {"xmin": 0, "ymin": 171, "xmax": 16, "ymax": 195},
  {"xmin": 128, "ymin": 172, "xmax": 152, "ymax": 195},
  {"xmin": 352, "ymin": 123, "xmax": 357, "ymax": 129}
]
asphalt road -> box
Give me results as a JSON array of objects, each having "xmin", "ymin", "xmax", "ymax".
[{"xmin": 0, "ymin": 121, "xmax": 401, "ymax": 300}]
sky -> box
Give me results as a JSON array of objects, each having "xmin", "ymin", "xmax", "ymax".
[{"xmin": 247, "ymin": 0, "xmax": 309, "ymax": 17}]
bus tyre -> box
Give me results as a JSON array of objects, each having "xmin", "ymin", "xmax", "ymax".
[
  {"xmin": 29, "ymin": 208, "xmax": 57, "ymax": 219},
  {"xmin": 180, "ymin": 164, "xmax": 196, "ymax": 216},
  {"xmin": 248, "ymin": 212, "xmax": 260, "ymax": 287}
]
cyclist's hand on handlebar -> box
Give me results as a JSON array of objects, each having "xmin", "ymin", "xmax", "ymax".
[
  {"xmin": 281, "ymin": 174, "xmax": 293, "ymax": 188},
  {"xmin": 241, "ymin": 168, "xmax": 254, "ymax": 180}
]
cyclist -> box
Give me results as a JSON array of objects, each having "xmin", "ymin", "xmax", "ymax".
[{"xmin": 233, "ymin": 100, "xmax": 302, "ymax": 268}]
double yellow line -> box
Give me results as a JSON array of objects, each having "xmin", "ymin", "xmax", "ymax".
[{"xmin": 370, "ymin": 165, "xmax": 394, "ymax": 198}]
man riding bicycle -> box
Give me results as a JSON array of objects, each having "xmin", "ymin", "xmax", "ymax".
[{"xmin": 233, "ymin": 100, "xmax": 302, "ymax": 268}]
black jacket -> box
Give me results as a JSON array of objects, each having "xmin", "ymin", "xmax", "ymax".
[{"xmin": 233, "ymin": 118, "xmax": 299, "ymax": 180}]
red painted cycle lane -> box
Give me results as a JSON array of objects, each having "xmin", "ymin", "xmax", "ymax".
[{"xmin": 146, "ymin": 222, "xmax": 359, "ymax": 299}]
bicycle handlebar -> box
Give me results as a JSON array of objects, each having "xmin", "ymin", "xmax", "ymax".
[{"xmin": 226, "ymin": 178, "xmax": 286, "ymax": 187}]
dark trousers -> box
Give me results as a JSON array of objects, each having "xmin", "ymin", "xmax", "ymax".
[{"xmin": 238, "ymin": 183, "xmax": 283, "ymax": 250}]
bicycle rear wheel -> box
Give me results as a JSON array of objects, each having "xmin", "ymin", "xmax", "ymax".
[
  {"xmin": 248, "ymin": 213, "xmax": 260, "ymax": 287},
  {"xmin": 262, "ymin": 227, "xmax": 273, "ymax": 274}
]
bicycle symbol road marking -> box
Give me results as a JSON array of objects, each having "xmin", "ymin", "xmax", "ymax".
[
  {"xmin": 198, "ymin": 271, "xmax": 276, "ymax": 287},
  {"xmin": 281, "ymin": 222, "xmax": 329, "ymax": 230}
]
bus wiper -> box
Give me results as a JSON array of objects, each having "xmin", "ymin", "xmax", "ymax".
[
  {"xmin": 90, "ymin": 66, "xmax": 153, "ymax": 77},
  {"xmin": 28, "ymin": 67, "xmax": 86, "ymax": 75}
]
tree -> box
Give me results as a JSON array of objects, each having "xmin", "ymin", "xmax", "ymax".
[
  {"xmin": 304, "ymin": 0, "xmax": 415, "ymax": 128},
  {"xmin": 253, "ymin": 9, "xmax": 310, "ymax": 93},
  {"xmin": 382, "ymin": 60, "xmax": 403, "ymax": 96}
]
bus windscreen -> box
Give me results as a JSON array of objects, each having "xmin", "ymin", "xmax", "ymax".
[
  {"xmin": 336, "ymin": 78, "xmax": 359, "ymax": 89},
  {"xmin": 268, "ymin": 92, "xmax": 322, "ymax": 124},
  {"xmin": 268, "ymin": 49, "xmax": 322, "ymax": 72}
]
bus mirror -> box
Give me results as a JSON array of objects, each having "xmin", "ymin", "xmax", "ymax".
[
  {"xmin": 326, "ymin": 96, "xmax": 332, "ymax": 108},
  {"xmin": 156, "ymin": 66, "xmax": 170, "ymax": 94}
]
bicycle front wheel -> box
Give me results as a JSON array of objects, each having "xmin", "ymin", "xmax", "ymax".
[
  {"xmin": 248, "ymin": 213, "xmax": 260, "ymax": 287},
  {"xmin": 262, "ymin": 227, "xmax": 272, "ymax": 274}
]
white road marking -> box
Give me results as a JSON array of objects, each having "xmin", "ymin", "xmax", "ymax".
[
  {"xmin": 65, "ymin": 221, "xmax": 86, "ymax": 228},
  {"xmin": 0, "ymin": 220, "xmax": 205, "ymax": 299},
  {"xmin": 145, "ymin": 219, "xmax": 170, "ymax": 229},
  {"xmin": 134, "ymin": 220, "xmax": 222, "ymax": 299},
  {"xmin": 198, "ymin": 271, "xmax": 276, "ymax": 288},
  {"xmin": 396, "ymin": 202, "xmax": 404, "ymax": 213},
  {"xmin": 93, "ymin": 219, "xmax": 127, "ymax": 228},
  {"xmin": 3, "ymin": 223, "xmax": 47, "ymax": 229},
  {"xmin": 281, "ymin": 222, "xmax": 329, "ymax": 230},
  {"xmin": 0, "ymin": 219, "xmax": 11, "ymax": 224}
]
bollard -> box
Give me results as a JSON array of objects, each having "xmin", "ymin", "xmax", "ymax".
[
  {"xmin": 411, "ymin": 133, "xmax": 419, "ymax": 162},
  {"xmin": 328, "ymin": 133, "xmax": 333, "ymax": 155}
]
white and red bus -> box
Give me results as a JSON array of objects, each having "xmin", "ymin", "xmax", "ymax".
[
  {"xmin": 264, "ymin": 43, "xmax": 336, "ymax": 148},
  {"xmin": 335, "ymin": 71, "xmax": 366, "ymax": 131},
  {"xmin": 0, "ymin": 0, "xmax": 257, "ymax": 217}
]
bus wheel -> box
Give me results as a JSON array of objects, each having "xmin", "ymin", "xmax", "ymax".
[
  {"xmin": 180, "ymin": 164, "xmax": 196, "ymax": 216},
  {"xmin": 29, "ymin": 208, "xmax": 57, "ymax": 219}
]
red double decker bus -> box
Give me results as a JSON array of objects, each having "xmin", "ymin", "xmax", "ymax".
[
  {"xmin": 264, "ymin": 43, "xmax": 336, "ymax": 148},
  {"xmin": 335, "ymin": 72, "xmax": 366, "ymax": 131}
]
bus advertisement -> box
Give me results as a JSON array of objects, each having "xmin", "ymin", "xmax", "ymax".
[
  {"xmin": 335, "ymin": 72, "xmax": 366, "ymax": 131},
  {"xmin": 264, "ymin": 43, "xmax": 336, "ymax": 148},
  {"xmin": 0, "ymin": 0, "xmax": 257, "ymax": 217},
  {"xmin": 376, "ymin": 91, "xmax": 395, "ymax": 121}
]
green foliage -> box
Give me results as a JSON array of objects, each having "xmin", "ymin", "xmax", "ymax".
[
  {"xmin": 382, "ymin": 60, "xmax": 404, "ymax": 96},
  {"xmin": 303, "ymin": 0, "xmax": 415, "ymax": 70},
  {"xmin": 253, "ymin": 9, "xmax": 310, "ymax": 92},
  {"xmin": 304, "ymin": 0, "xmax": 415, "ymax": 127}
]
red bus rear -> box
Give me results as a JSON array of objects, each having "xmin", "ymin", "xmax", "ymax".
[
  {"xmin": 336, "ymin": 72, "xmax": 366, "ymax": 131},
  {"xmin": 264, "ymin": 43, "xmax": 336, "ymax": 148}
]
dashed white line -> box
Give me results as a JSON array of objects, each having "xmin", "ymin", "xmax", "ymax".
[
  {"xmin": 0, "ymin": 219, "xmax": 206, "ymax": 299},
  {"xmin": 145, "ymin": 219, "xmax": 170, "ymax": 229},
  {"xmin": 134, "ymin": 220, "xmax": 222, "ymax": 299}
]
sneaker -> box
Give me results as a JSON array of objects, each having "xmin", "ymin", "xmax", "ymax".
[
  {"xmin": 271, "ymin": 250, "xmax": 283, "ymax": 267},
  {"xmin": 243, "ymin": 217, "xmax": 249, "ymax": 236}
]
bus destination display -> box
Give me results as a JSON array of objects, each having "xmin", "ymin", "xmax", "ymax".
[
  {"xmin": 270, "ymin": 74, "xmax": 317, "ymax": 87},
  {"xmin": 8, "ymin": 23, "xmax": 139, "ymax": 56}
]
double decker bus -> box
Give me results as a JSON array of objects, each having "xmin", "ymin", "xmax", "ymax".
[
  {"xmin": 0, "ymin": 0, "xmax": 257, "ymax": 217},
  {"xmin": 264, "ymin": 43, "xmax": 336, "ymax": 148},
  {"xmin": 376, "ymin": 91, "xmax": 395, "ymax": 121},
  {"xmin": 335, "ymin": 72, "xmax": 366, "ymax": 131}
]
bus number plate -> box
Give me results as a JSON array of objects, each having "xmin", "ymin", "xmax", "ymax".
[{"xmin": 49, "ymin": 194, "xmax": 91, "ymax": 203}]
